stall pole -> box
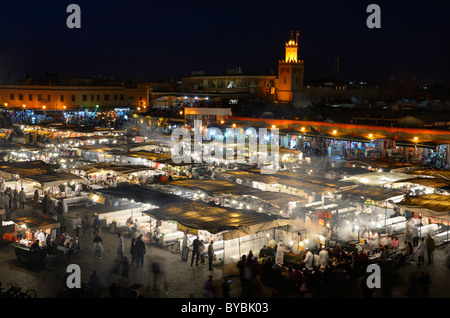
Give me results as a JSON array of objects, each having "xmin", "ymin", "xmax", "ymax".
[
  {"xmin": 222, "ymin": 232, "xmax": 225, "ymax": 275},
  {"xmin": 384, "ymin": 201, "xmax": 387, "ymax": 229},
  {"xmin": 419, "ymin": 214, "xmax": 422, "ymax": 239}
]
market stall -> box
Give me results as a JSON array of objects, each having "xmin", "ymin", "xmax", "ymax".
[
  {"xmin": 162, "ymin": 179, "xmax": 307, "ymax": 216},
  {"xmin": 390, "ymin": 176, "xmax": 450, "ymax": 195},
  {"xmin": 341, "ymin": 171, "xmax": 416, "ymax": 187},
  {"xmin": 396, "ymin": 194, "xmax": 450, "ymax": 246},
  {"xmin": 73, "ymin": 162, "xmax": 161, "ymax": 186},
  {"xmin": 5, "ymin": 216, "xmax": 60, "ymax": 267},
  {"xmin": 94, "ymin": 184, "xmax": 298, "ymax": 275},
  {"xmin": 218, "ymin": 169, "xmax": 357, "ymax": 203},
  {"xmin": 335, "ymin": 186, "xmax": 406, "ymax": 239}
]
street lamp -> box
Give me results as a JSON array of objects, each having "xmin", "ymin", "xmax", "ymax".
[{"xmin": 413, "ymin": 136, "xmax": 419, "ymax": 158}]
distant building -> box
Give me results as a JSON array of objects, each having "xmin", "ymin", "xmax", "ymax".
[
  {"xmin": 149, "ymin": 31, "xmax": 395, "ymax": 110},
  {"xmin": 0, "ymin": 84, "xmax": 148, "ymax": 111}
]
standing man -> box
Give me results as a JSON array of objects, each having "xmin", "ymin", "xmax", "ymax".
[
  {"xmin": 30, "ymin": 239, "xmax": 41, "ymax": 272},
  {"xmin": 208, "ymin": 240, "xmax": 215, "ymax": 271},
  {"xmin": 135, "ymin": 235, "xmax": 146, "ymax": 267},
  {"xmin": 93, "ymin": 233, "xmax": 103, "ymax": 260},
  {"xmin": 412, "ymin": 225, "xmax": 419, "ymax": 247},
  {"xmin": 42, "ymin": 191, "xmax": 49, "ymax": 216},
  {"xmin": 425, "ymin": 234, "xmax": 435, "ymax": 264},
  {"xmin": 4, "ymin": 189, "xmax": 10, "ymax": 220},
  {"xmin": 191, "ymin": 236, "xmax": 201, "ymax": 266},
  {"xmin": 19, "ymin": 187, "xmax": 26, "ymax": 209},
  {"xmin": 0, "ymin": 178, "xmax": 5, "ymax": 199}
]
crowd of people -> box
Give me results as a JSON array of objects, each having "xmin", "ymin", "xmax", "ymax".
[{"xmin": 230, "ymin": 227, "xmax": 439, "ymax": 299}]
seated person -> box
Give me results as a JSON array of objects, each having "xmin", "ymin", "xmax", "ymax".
[
  {"xmin": 126, "ymin": 216, "xmax": 135, "ymax": 234},
  {"xmin": 64, "ymin": 238, "xmax": 77, "ymax": 259},
  {"xmin": 153, "ymin": 226, "xmax": 162, "ymax": 244}
]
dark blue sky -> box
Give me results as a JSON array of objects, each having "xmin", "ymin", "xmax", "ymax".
[{"xmin": 0, "ymin": 0, "xmax": 449, "ymax": 84}]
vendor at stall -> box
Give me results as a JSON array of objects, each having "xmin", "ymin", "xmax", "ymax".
[
  {"xmin": 126, "ymin": 216, "xmax": 135, "ymax": 235},
  {"xmin": 370, "ymin": 230, "xmax": 380, "ymax": 249},
  {"xmin": 36, "ymin": 229, "xmax": 47, "ymax": 247}
]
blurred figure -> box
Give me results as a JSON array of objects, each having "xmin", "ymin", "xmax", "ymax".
[
  {"xmin": 89, "ymin": 270, "xmax": 101, "ymax": 290},
  {"xmin": 418, "ymin": 271, "xmax": 430, "ymax": 298},
  {"xmin": 222, "ymin": 278, "xmax": 231, "ymax": 298},
  {"xmin": 117, "ymin": 233, "xmax": 124, "ymax": 262},
  {"xmin": 417, "ymin": 238, "xmax": 425, "ymax": 265},
  {"xmin": 151, "ymin": 260, "xmax": 167, "ymax": 293},
  {"xmin": 203, "ymin": 275, "xmax": 216, "ymax": 298}
]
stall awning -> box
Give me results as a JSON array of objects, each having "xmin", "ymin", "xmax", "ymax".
[
  {"xmin": 94, "ymin": 184, "xmax": 188, "ymax": 207},
  {"xmin": 338, "ymin": 186, "xmax": 405, "ymax": 202},
  {"xmin": 78, "ymin": 144, "xmax": 128, "ymax": 153},
  {"xmin": 347, "ymin": 158, "xmax": 416, "ymax": 172},
  {"xmin": 397, "ymin": 194, "xmax": 450, "ymax": 222},
  {"xmin": 30, "ymin": 172, "xmax": 85, "ymax": 187},
  {"xmin": 122, "ymin": 151, "xmax": 194, "ymax": 166},
  {"xmin": 405, "ymin": 169, "xmax": 450, "ymax": 181},
  {"xmin": 13, "ymin": 216, "xmax": 60, "ymax": 231},
  {"xmin": 0, "ymin": 160, "xmax": 59, "ymax": 179},
  {"xmin": 167, "ymin": 179, "xmax": 307, "ymax": 208},
  {"xmin": 76, "ymin": 163, "xmax": 154, "ymax": 175},
  {"xmin": 147, "ymin": 201, "xmax": 283, "ymax": 234},
  {"xmin": 342, "ymin": 172, "xmax": 417, "ymax": 186},
  {"xmin": 0, "ymin": 143, "xmax": 46, "ymax": 153},
  {"xmin": 220, "ymin": 170, "xmax": 357, "ymax": 194},
  {"xmin": 391, "ymin": 177, "xmax": 450, "ymax": 190},
  {"xmin": 94, "ymin": 184, "xmax": 284, "ymax": 234}
]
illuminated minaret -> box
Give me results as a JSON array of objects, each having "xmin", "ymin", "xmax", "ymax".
[
  {"xmin": 285, "ymin": 30, "xmax": 299, "ymax": 62},
  {"xmin": 277, "ymin": 31, "xmax": 304, "ymax": 103}
]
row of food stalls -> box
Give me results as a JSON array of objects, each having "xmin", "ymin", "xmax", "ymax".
[
  {"xmin": 216, "ymin": 169, "xmax": 357, "ymax": 203},
  {"xmin": 229, "ymin": 117, "xmax": 450, "ymax": 166},
  {"xmin": 17, "ymin": 123, "xmax": 126, "ymax": 146},
  {"xmin": 208, "ymin": 163, "xmax": 450, "ymax": 250},
  {"xmin": 0, "ymin": 160, "xmax": 87, "ymax": 206},
  {"xmin": 326, "ymin": 159, "xmax": 450, "ymax": 246},
  {"xmin": 146, "ymin": 179, "xmax": 308, "ymax": 217},
  {"xmin": 87, "ymin": 184, "xmax": 305, "ymax": 275}
]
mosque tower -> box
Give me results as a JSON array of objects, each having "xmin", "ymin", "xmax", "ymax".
[{"xmin": 277, "ymin": 31, "xmax": 304, "ymax": 103}]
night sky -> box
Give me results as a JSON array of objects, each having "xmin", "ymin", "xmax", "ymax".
[{"xmin": 0, "ymin": 0, "xmax": 449, "ymax": 84}]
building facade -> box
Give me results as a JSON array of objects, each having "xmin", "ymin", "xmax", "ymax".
[{"xmin": 0, "ymin": 85, "xmax": 148, "ymax": 111}]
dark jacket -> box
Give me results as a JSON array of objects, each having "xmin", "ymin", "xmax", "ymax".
[
  {"xmin": 135, "ymin": 239, "xmax": 146, "ymax": 255},
  {"xmin": 193, "ymin": 238, "xmax": 201, "ymax": 251}
]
